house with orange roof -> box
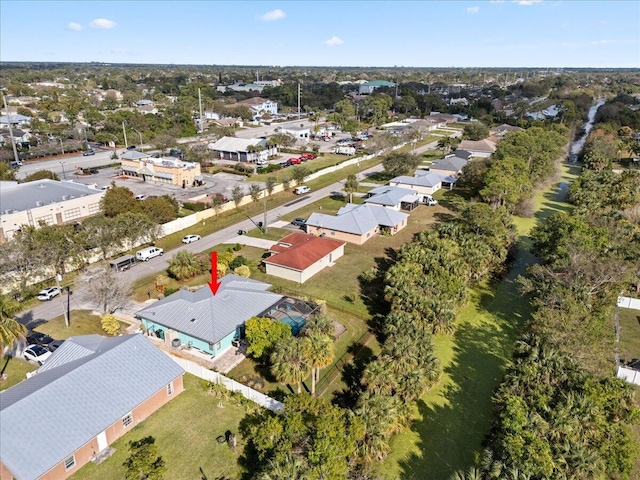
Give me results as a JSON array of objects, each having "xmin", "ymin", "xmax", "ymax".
[{"xmin": 263, "ymin": 233, "xmax": 346, "ymax": 283}]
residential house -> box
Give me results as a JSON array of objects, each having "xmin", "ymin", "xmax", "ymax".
[
  {"xmin": 263, "ymin": 233, "xmax": 346, "ymax": 284},
  {"xmin": 138, "ymin": 104, "xmax": 158, "ymax": 115},
  {"xmin": 207, "ymin": 136, "xmax": 272, "ymax": 162},
  {"xmin": 279, "ymin": 125, "xmax": 310, "ymax": 139},
  {"xmin": 0, "ymin": 179, "xmax": 105, "ymax": 241},
  {"xmin": 120, "ymin": 153, "xmax": 202, "ymax": 187},
  {"xmin": 306, "ymin": 203, "xmax": 409, "ymax": 245},
  {"xmin": 0, "ymin": 334, "xmax": 184, "ymax": 480},
  {"xmin": 364, "ymin": 185, "xmax": 421, "ymax": 211},
  {"xmin": 428, "ymin": 155, "xmax": 469, "ymax": 178},
  {"xmin": 390, "ymin": 172, "xmax": 443, "ymax": 196},
  {"xmin": 136, "ymin": 275, "xmax": 316, "ymax": 354},
  {"xmin": 427, "ymin": 112, "xmax": 458, "ymax": 124},
  {"xmin": 217, "ymin": 83, "xmax": 265, "ymax": 93},
  {"xmin": 456, "ymin": 139, "xmax": 497, "ymax": 158},
  {"xmin": 235, "ymin": 97, "xmax": 278, "ymax": 117},
  {"xmin": 0, "ymin": 128, "xmax": 32, "ymax": 146},
  {"xmin": 492, "ymin": 124, "xmax": 524, "ymax": 137},
  {"xmin": 0, "ymin": 114, "xmax": 31, "ymax": 128},
  {"xmin": 358, "ymin": 80, "xmax": 396, "ymax": 95}
]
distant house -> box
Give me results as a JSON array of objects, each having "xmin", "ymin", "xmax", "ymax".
[
  {"xmin": 0, "ymin": 114, "xmax": 31, "ymax": 128},
  {"xmin": 136, "ymin": 275, "xmax": 316, "ymax": 354},
  {"xmin": 306, "ymin": 203, "xmax": 409, "ymax": 245},
  {"xmin": 364, "ymin": 185, "xmax": 421, "ymax": 211},
  {"xmin": 427, "ymin": 112, "xmax": 458, "ymax": 124},
  {"xmin": 492, "ymin": 124, "xmax": 524, "ymax": 137},
  {"xmin": 207, "ymin": 136, "xmax": 273, "ymax": 162},
  {"xmin": 428, "ymin": 155, "xmax": 469, "ymax": 178},
  {"xmin": 138, "ymin": 104, "xmax": 158, "ymax": 115},
  {"xmin": 235, "ymin": 97, "xmax": 278, "ymax": 116},
  {"xmin": 279, "ymin": 125, "xmax": 310, "ymax": 139},
  {"xmin": 0, "ymin": 334, "xmax": 184, "ymax": 480},
  {"xmin": 456, "ymin": 139, "xmax": 497, "ymax": 158},
  {"xmin": 358, "ymin": 80, "xmax": 396, "ymax": 95},
  {"xmin": 0, "ymin": 128, "xmax": 31, "ymax": 145},
  {"xmin": 264, "ymin": 233, "xmax": 346, "ymax": 283},
  {"xmin": 390, "ymin": 172, "xmax": 443, "ymax": 195},
  {"xmin": 217, "ymin": 83, "xmax": 265, "ymax": 93}
]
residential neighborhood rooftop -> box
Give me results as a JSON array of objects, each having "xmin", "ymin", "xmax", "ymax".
[
  {"xmin": 307, "ymin": 203, "xmax": 409, "ymax": 235},
  {"xmin": 0, "ymin": 179, "xmax": 104, "ymax": 213},
  {"xmin": 265, "ymin": 233, "xmax": 346, "ymax": 271}
]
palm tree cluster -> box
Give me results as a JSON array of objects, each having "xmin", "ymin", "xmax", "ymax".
[
  {"xmin": 269, "ymin": 314, "xmax": 335, "ymax": 396},
  {"xmin": 384, "ymin": 204, "xmax": 515, "ymax": 334},
  {"xmin": 480, "ymin": 334, "xmax": 638, "ymax": 479},
  {"xmin": 167, "ymin": 250, "xmax": 207, "ymax": 281}
]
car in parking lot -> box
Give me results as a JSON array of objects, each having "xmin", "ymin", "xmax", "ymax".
[
  {"xmin": 23, "ymin": 344, "xmax": 53, "ymax": 365},
  {"xmin": 300, "ymin": 153, "xmax": 316, "ymax": 161},
  {"xmin": 126, "ymin": 145, "xmax": 137, "ymax": 150},
  {"xmin": 89, "ymin": 168, "xmax": 99, "ymax": 174},
  {"xmin": 289, "ymin": 157, "xmax": 301, "ymax": 165},
  {"xmin": 279, "ymin": 161, "xmax": 293, "ymax": 168},
  {"xmin": 37, "ymin": 287, "xmax": 61, "ymax": 301},
  {"xmin": 134, "ymin": 194, "xmax": 148, "ymax": 201},
  {"xmin": 182, "ymin": 234, "xmax": 201, "ymax": 244},
  {"xmin": 26, "ymin": 331, "xmax": 54, "ymax": 349},
  {"xmin": 213, "ymin": 192, "xmax": 229, "ymax": 202},
  {"xmin": 83, "ymin": 150, "xmax": 95, "ymax": 156},
  {"xmin": 291, "ymin": 217, "xmax": 307, "ymax": 227},
  {"xmin": 9, "ymin": 160, "xmax": 23, "ymax": 167}
]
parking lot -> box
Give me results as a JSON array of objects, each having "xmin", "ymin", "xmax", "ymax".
[{"xmin": 72, "ymin": 166, "xmax": 265, "ymax": 204}]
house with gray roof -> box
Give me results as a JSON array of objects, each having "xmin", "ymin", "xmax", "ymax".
[
  {"xmin": 0, "ymin": 179, "xmax": 105, "ymax": 241},
  {"xmin": 135, "ymin": 274, "xmax": 288, "ymax": 356},
  {"xmin": 428, "ymin": 155, "xmax": 469, "ymax": 180},
  {"xmin": 207, "ymin": 136, "xmax": 273, "ymax": 162},
  {"xmin": 358, "ymin": 80, "xmax": 396, "ymax": 95},
  {"xmin": 0, "ymin": 334, "xmax": 184, "ymax": 480},
  {"xmin": 390, "ymin": 172, "xmax": 443, "ymax": 195},
  {"xmin": 456, "ymin": 139, "xmax": 497, "ymax": 158},
  {"xmin": 0, "ymin": 113, "xmax": 31, "ymax": 128},
  {"xmin": 364, "ymin": 186, "xmax": 421, "ymax": 211},
  {"xmin": 306, "ymin": 203, "xmax": 408, "ymax": 245}
]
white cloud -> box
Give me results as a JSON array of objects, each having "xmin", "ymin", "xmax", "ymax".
[
  {"xmin": 89, "ymin": 18, "xmax": 117, "ymax": 29},
  {"xmin": 490, "ymin": 0, "xmax": 505, "ymax": 3},
  {"xmin": 260, "ymin": 9, "xmax": 285, "ymax": 21},
  {"xmin": 590, "ymin": 39, "xmax": 614, "ymax": 45},
  {"xmin": 68, "ymin": 22, "xmax": 82, "ymax": 31},
  {"xmin": 514, "ymin": 0, "xmax": 543, "ymax": 5},
  {"xmin": 323, "ymin": 36, "xmax": 344, "ymax": 47},
  {"xmin": 467, "ymin": 6, "xmax": 480, "ymax": 13}
]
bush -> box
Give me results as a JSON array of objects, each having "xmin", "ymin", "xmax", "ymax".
[
  {"xmin": 182, "ymin": 201, "xmax": 208, "ymax": 212},
  {"xmin": 233, "ymin": 243, "xmax": 242, "ymax": 252},
  {"xmin": 218, "ymin": 250, "xmax": 235, "ymax": 267},
  {"xmin": 164, "ymin": 287, "xmax": 179, "ymax": 296},
  {"xmin": 258, "ymin": 164, "xmax": 281, "ymax": 174},
  {"xmin": 101, "ymin": 314, "xmax": 120, "ymax": 336},
  {"xmin": 229, "ymin": 255, "xmax": 248, "ymax": 270},
  {"xmin": 234, "ymin": 265, "xmax": 251, "ymax": 277}
]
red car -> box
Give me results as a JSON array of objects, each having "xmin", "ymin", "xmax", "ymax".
[
  {"xmin": 289, "ymin": 157, "xmax": 301, "ymax": 164},
  {"xmin": 300, "ymin": 153, "xmax": 317, "ymax": 160}
]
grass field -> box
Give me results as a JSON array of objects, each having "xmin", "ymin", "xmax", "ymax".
[
  {"xmin": 0, "ymin": 357, "xmax": 37, "ymax": 391},
  {"xmin": 35, "ymin": 310, "xmax": 128, "ymax": 340},
  {"xmin": 619, "ymin": 307, "xmax": 640, "ymax": 364},
  {"xmin": 71, "ymin": 374, "xmax": 248, "ymax": 480}
]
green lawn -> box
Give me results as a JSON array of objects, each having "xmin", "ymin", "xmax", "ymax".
[
  {"xmin": 35, "ymin": 310, "xmax": 128, "ymax": 340},
  {"xmin": 619, "ymin": 307, "xmax": 640, "ymax": 364},
  {"xmin": 0, "ymin": 357, "xmax": 37, "ymax": 391},
  {"xmin": 71, "ymin": 374, "xmax": 248, "ymax": 480}
]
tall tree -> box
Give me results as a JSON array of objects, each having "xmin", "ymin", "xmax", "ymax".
[
  {"xmin": 302, "ymin": 332, "xmax": 334, "ymax": 396},
  {"xmin": 0, "ymin": 295, "xmax": 26, "ymax": 350},
  {"xmin": 270, "ymin": 339, "xmax": 311, "ymax": 394},
  {"xmin": 123, "ymin": 436, "xmax": 166, "ymax": 480},
  {"xmin": 344, "ymin": 174, "xmax": 358, "ymax": 203}
]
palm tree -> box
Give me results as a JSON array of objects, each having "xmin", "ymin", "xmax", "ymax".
[
  {"xmin": 167, "ymin": 250, "xmax": 204, "ymax": 281},
  {"xmin": 302, "ymin": 313, "xmax": 334, "ymax": 337},
  {"xmin": 302, "ymin": 332, "xmax": 334, "ymax": 396},
  {"xmin": 0, "ymin": 294, "xmax": 26, "ymax": 351},
  {"xmin": 270, "ymin": 339, "xmax": 311, "ymax": 394},
  {"xmin": 344, "ymin": 174, "xmax": 359, "ymax": 203},
  {"xmin": 437, "ymin": 136, "xmax": 457, "ymax": 155}
]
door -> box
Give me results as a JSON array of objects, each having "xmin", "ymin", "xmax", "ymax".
[{"xmin": 97, "ymin": 430, "xmax": 108, "ymax": 452}]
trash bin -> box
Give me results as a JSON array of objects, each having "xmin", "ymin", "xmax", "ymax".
[{"xmin": 171, "ymin": 338, "xmax": 181, "ymax": 348}]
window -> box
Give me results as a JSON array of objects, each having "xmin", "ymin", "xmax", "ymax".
[
  {"xmin": 167, "ymin": 382, "xmax": 173, "ymax": 395},
  {"xmin": 88, "ymin": 203, "xmax": 101, "ymax": 214},
  {"xmin": 122, "ymin": 412, "xmax": 133, "ymax": 428},
  {"xmin": 64, "ymin": 207, "xmax": 81, "ymax": 221},
  {"xmin": 330, "ymin": 231, "xmax": 335, "ymax": 235},
  {"xmin": 35, "ymin": 214, "xmax": 54, "ymax": 225},
  {"xmin": 215, "ymin": 342, "xmax": 221, "ymax": 349},
  {"xmin": 64, "ymin": 456, "xmax": 76, "ymax": 471}
]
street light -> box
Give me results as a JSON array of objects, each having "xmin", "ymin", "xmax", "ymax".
[
  {"xmin": 59, "ymin": 161, "xmax": 66, "ymax": 180},
  {"xmin": 131, "ymin": 128, "xmax": 143, "ymax": 149}
]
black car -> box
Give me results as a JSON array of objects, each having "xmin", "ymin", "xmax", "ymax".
[
  {"xmin": 89, "ymin": 168, "xmax": 99, "ymax": 174},
  {"xmin": 26, "ymin": 331, "xmax": 54, "ymax": 349},
  {"xmin": 126, "ymin": 145, "xmax": 137, "ymax": 150},
  {"xmin": 291, "ymin": 217, "xmax": 307, "ymax": 227},
  {"xmin": 48, "ymin": 340, "xmax": 65, "ymax": 351},
  {"xmin": 279, "ymin": 161, "xmax": 293, "ymax": 168}
]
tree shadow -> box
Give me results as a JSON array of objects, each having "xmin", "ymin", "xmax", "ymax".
[
  {"xmin": 396, "ymin": 248, "xmax": 534, "ymax": 479},
  {"xmin": 332, "ymin": 343, "xmax": 374, "ymax": 409}
]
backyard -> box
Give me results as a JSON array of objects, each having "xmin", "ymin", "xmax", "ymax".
[{"xmin": 71, "ymin": 374, "xmax": 248, "ymax": 480}]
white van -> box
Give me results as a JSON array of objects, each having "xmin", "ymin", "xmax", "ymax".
[
  {"xmin": 293, "ymin": 186, "xmax": 311, "ymax": 195},
  {"xmin": 423, "ymin": 195, "xmax": 438, "ymax": 206},
  {"xmin": 256, "ymin": 158, "xmax": 269, "ymax": 166},
  {"xmin": 136, "ymin": 246, "xmax": 164, "ymax": 262}
]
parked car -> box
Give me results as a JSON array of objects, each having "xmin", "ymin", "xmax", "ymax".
[
  {"xmin": 89, "ymin": 168, "xmax": 99, "ymax": 174},
  {"xmin": 136, "ymin": 246, "xmax": 163, "ymax": 262},
  {"xmin": 26, "ymin": 331, "xmax": 54, "ymax": 349},
  {"xmin": 291, "ymin": 217, "xmax": 307, "ymax": 227},
  {"xmin": 37, "ymin": 287, "xmax": 61, "ymax": 301},
  {"xmin": 126, "ymin": 145, "xmax": 137, "ymax": 150},
  {"xmin": 23, "ymin": 344, "xmax": 52, "ymax": 365},
  {"xmin": 279, "ymin": 161, "xmax": 293, "ymax": 168},
  {"xmin": 300, "ymin": 153, "xmax": 316, "ymax": 160},
  {"xmin": 289, "ymin": 157, "xmax": 301, "ymax": 165},
  {"xmin": 134, "ymin": 194, "xmax": 148, "ymax": 201},
  {"xmin": 424, "ymin": 195, "xmax": 438, "ymax": 206},
  {"xmin": 48, "ymin": 340, "xmax": 65, "ymax": 351},
  {"xmin": 9, "ymin": 160, "xmax": 23, "ymax": 167},
  {"xmin": 293, "ymin": 186, "xmax": 311, "ymax": 195},
  {"xmin": 83, "ymin": 150, "xmax": 95, "ymax": 156},
  {"xmin": 182, "ymin": 234, "xmax": 201, "ymax": 244},
  {"xmin": 213, "ymin": 192, "xmax": 229, "ymax": 202}
]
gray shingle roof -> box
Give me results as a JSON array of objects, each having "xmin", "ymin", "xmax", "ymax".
[
  {"xmin": 135, "ymin": 274, "xmax": 283, "ymax": 344},
  {"xmin": 429, "ymin": 156, "xmax": 468, "ymax": 172},
  {"xmin": 307, "ymin": 203, "xmax": 408, "ymax": 234},
  {"xmin": 391, "ymin": 173, "xmax": 443, "ymax": 188},
  {"xmin": 364, "ymin": 186, "xmax": 420, "ymax": 206},
  {"xmin": 0, "ymin": 179, "xmax": 105, "ymax": 213},
  {"xmin": 0, "ymin": 334, "xmax": 184, "ymax": 480}
]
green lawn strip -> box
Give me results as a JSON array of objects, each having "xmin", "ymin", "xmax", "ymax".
[
  {"xmin": 379, "ymin": 245, "xmax": 536, "ymax": 479},
  {"xmin": 71, "ymin": 374, "xmax": 247, "ymax": 480},
  {"xmin": 35, "ymin": 310, "xmax": 128, "ymax": 339},
  {"xmin": 618, "ymin": 307, "xmax": 640, "ymax": 364},
  {"xmin": 0, "ymin": 357, "xmax": 37, "ymax": 391}
]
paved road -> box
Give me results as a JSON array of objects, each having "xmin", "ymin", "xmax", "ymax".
[
  {"xmin": 16, "ymin": 138, "xmax": 440, "ymax": 329},
  {"xmin": 16, "ymin": 148, "xmax": 116, "ymax": 180}
]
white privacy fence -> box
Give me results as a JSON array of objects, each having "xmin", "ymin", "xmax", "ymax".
[
  {"xmin": 166, "ymin": 353, "xmax": 284, "ymax": 412},
  {"xmin": 617, "ymin": 366, "xmax": 640, "ymax": 386},
  {"xmin": 617, "ymin": 296, "xmax": 640, "ymax": 311}
]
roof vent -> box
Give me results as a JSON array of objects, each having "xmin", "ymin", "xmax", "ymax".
[
  {"xmin": 36, "ymin": 201, "xmax": 43, "ymax": 206},
  {"xmin": 190, "ymin": 318, "xmax": 196, "ymax": 322},
  {"xmin": 39, "ymin": 183, "xmax": 45, "ymax": 188},
  {"xmin": 62, "ymin": 195, "xmax": 69, "ymax": 201}
]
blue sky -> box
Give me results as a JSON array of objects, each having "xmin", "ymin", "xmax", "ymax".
[{"xmin": 1, "ymin": 1, "xmax": 638, "ymax": 68}]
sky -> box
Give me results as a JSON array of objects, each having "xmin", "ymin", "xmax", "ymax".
[{"xmin": 1, "ymin": 1, "xmax": 639, "ymax": 68}]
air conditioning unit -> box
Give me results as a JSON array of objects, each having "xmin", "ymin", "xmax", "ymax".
[
  {"xmin": 62, "ymin": 195, "xmax": 69, "ymax": 201},
  {"xmin": 35, "ymin": 201, "xmax": 43, "ymax": 207}
]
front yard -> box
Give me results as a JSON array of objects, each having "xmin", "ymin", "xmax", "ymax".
[
  {"xmin": 71, "ymin": 374, "xmax": 248, "ymax": 480},
  {"xmin": 35, "ymin": 310, "xmax": 128, "ymax": 339}
]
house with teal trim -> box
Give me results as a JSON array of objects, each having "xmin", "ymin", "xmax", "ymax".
[{"xmin": 135, "ymin": 275, "xmax": 312, "ymax": 357}]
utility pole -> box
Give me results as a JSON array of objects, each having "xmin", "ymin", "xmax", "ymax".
[
  {"xmin": 198, "ymin": 88, "xmax": 204, "ymax": 134},
  {"xmin": 263, "ymin": 191, "xmax": 268, "ymax": 233},
  {"xmin": 297, "ymin": 82, "xmax": 301, "ymax": 120},
  {"xmin": 1, "ymin": 94, "xmax": 20, "ymax": 166},
  {"xmin": 122, "ymin": 121, "xmax": 128, "ymax": 148}
]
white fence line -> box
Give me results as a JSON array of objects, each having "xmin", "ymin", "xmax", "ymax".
[
  {"xmin": 617, "ymin": 366, "xmax": 640, "ymax": 386},
  {"xmin": 617, "ymin": 296, "xmax": 640, "ymax": 311},
  {"xmin": 165, "ymin": 352, "xmax": 284, "ymax": 412}
]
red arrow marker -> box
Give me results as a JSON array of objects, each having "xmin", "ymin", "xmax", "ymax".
[{"xmin": 207, "ymin": 251, "xmax": 222, "ymax": 295}]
